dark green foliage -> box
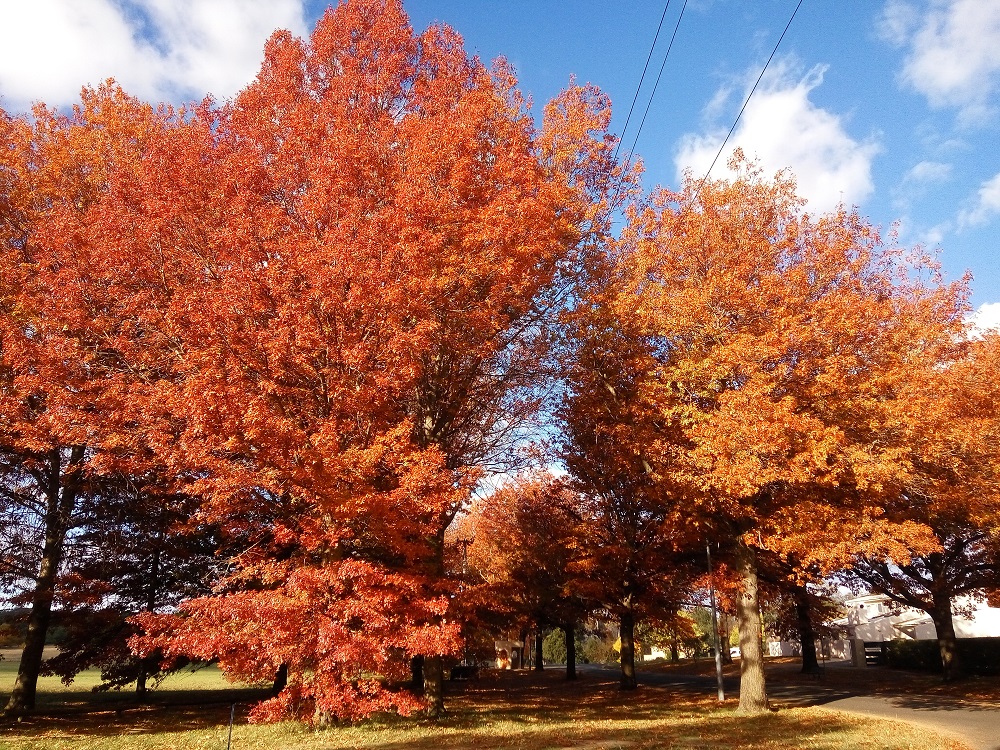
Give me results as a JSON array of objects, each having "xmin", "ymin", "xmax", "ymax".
[
  {"xmin": 886, "ymin": 637, "xmax": 1000, "ymax": 675},
  {"xmin": 542, "ymin": 627, "xmax": 585, "ymax": 664}
]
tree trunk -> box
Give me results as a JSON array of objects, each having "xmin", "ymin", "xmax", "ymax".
[
  {"xmin": 720, "ymin": 612, "xmax": 733, "ymax": 664},
  {"xmin": 670, "ymin": 634, "xmax": 679, "ymax": 663},
  {"xmin": 4, "ymin": 447, "xmax": 83, "ymax": 717},
  {"xmin": 534, "ymin": 627, "xmax": 544, "ymax": 671},
  {"xmin": 619, "ymin": 609, "xmax": 637, "ymax": 690},
  {"xmin": 564, "ymin": 624, "xmax": 577, "ymax": 680},
  {"xmin": 421, "ymin": 527, "xmax": 447, "ymax": 713},
  {"xmin": 930, "ymin": 589, "xmax": 962, "ymax": 681},
  {"xmin": 794, "ymin": 584, "xmax": 820, "ymax": 674},
  {"xmin": 734, "ymin": 540, "xmax": 768, "ymax": 714},
  {"xmin": 137, "ymin": 543, "xmax": 162, "ymax": 696},
  {"xmin": 410, "ymin": 655, "xmax": 425, "ymax": 694},
  {"xmin": 423, "ymin": 655, "xmax": 445, "ymax": 718},
  {"xmin": 272, "ymin": 663, "xmax": 289, "ymax": 695}
]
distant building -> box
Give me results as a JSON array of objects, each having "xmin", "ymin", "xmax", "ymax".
[
  {"xmin": 834, "ymin": 593, "xmax": 1000, "ymax": 641},
  {"xmin": 764, "ymin": 593, "xmax": 1000, "ymax": 661}
]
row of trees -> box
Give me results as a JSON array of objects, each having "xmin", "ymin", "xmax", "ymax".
[
  {"xmin": 467, "ymin": 160, "xmax": 1000, "ymax": 712},
  {"xmin": 2, "ymin": 0, "xmax": 998, "ymax": 723}
]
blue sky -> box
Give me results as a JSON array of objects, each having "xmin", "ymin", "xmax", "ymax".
[{"xmin": 2, "ymin": 0, "xmax": 998, "ymax": 324}]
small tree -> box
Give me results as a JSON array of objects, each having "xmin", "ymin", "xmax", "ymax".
[{"xmin": 468, "ymin": 474, "xmax": 590, "ymax": 680}]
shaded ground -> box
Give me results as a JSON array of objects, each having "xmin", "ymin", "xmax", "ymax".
[
  {"xmin": 0, "ymin": 660, "xmax": 974, "ymax": 750},
  {"xmin": 625, "ymin": 657, "xmax": 1000, "ymax": 750}
]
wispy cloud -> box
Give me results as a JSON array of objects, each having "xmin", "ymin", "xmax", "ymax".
[
  {"xmin": 879, "ymin": 0, "xmax": 1000, "ymax": 123},
  {"xmin": 904, "ymin": 160, "xmax": 953, "ymax": 183},
  {"xmin": 0, "ymin": 0, "xmax": 308, "ymax": 111},
  {"xmin": 674, "ymin": 59, "xmax": 879, "ymax": 214},
  {"xmin": 958, "ymin": 172, "xmax": 1000, "ymax": 229}
]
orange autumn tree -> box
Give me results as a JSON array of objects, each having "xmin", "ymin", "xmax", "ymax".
[
  {"xmin": 0, "ymin": 88, "xmax": 211, "ymax": 716},
  {"xmin": 843, "ymin": 331, "xmax": 1000, "ymax": 680},
  {"xmin": 128, "ymin": 0, "xmax": 620, "ymax": 722},
  {"xmin": 610, "ymin": 156, "xmax": 968, "ymax": 713},
  {"xmin": 559, "ymin": 252, "xmax": 697, "ymax": 690},
  {"xmin": 467, "ymin": 473, "xmax": 590, "ymax": 680}
]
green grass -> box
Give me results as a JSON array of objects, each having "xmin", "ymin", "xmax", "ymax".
[{"xmin": 0, "ymin": 651, "xmax": 972, "ymax": 750}]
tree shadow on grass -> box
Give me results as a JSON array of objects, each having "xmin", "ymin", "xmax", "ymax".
[
  {"xmin": 0, "ymin": 668, "xmax": 971, "ymax": 748},
  {"xmin": 0, "ymin": 686, "xmax": 271, "ymax": 738}
]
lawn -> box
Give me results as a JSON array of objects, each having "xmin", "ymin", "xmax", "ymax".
[{"xmin": 0, "ymin": 652, "xmax": 972, "ymax": 750}]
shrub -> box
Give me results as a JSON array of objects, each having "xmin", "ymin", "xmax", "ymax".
[{"xmin": 885, "ymin": 637, "xmax": 1000, "ymax": 675}]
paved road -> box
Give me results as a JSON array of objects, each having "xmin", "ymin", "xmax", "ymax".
[{"xmin": 578, "ymin": 664, "xmax": 1000, "ymax": 750}]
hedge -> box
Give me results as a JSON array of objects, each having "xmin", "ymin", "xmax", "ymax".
[{"xmin": 885, "ymin": 637, "xmax": 1000, "ymax": 675}]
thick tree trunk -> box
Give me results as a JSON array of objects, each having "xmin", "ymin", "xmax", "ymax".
[
  {"xmin": 619, "ymin": 609, "xmax": 637, "ymax": 690},
  {"xmin": 564, "ymin": 624, "xmax": 577, "ymax": 680},
  {"xmin": 734, "ymin": 540, "xmax": 768, "ymax": 714},
  {"xmin": 421, "ymin": 526, "xmax": 447, "ymax": 714},
  {"xmin": 794, "ymin": 584, "xmax": 820, "ymax": 674},
  {"xmin": 534, "ymin": 627, "xmax": 544, "ymax": 671},
  {"xmin": 4, "ymin": 447, "xmax": 83, "ymax": 717},
  {"xmin": 272, "ymin": 663, "xmax": 289, "ymax": 695},
  {"xmin": 930, "ymin": 590, "xmax": 962, "ymax": 681},
  {"xmin": 423, "ymin": 655, "xmax": 445, "ymax": 717},
  {"xmin": 410, "ymin": 655, "xmax": 425, "ymax": 693},
  {"xmin": 670, "ymin": 635, "xmax": 679, "ymax": 663}
]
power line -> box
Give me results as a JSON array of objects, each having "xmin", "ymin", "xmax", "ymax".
[
  {"xmin": 621, "ymin": 0, "xmax": 690, "ymax": 174},
  {"xmin": 611, "ymin": 1, "xmax": 673, "ymax": 166},
  {"xmin": 609, "ymin": 0, "xmax": 690, "ymax": 211},
  {"xmin": 692, "ymin": 0, "xmax": 806, "ymax": 201}
]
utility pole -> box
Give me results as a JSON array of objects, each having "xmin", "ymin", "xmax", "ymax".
[{"xmin": 707, "ymin": 542, "xmax": 725, "ymax": 702}]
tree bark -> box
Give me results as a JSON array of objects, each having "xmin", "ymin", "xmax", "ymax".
[
  {"xmin": 4, "ymin": 447, "xmax": 83, "ymax": 716},
  {"xmin": 534, "ymin": 627, "xmax": 544, "ymax": 671},
  {"xmin": 794, "ymin": 584, "xmax": 820, "ymax": 674},
  {"xmin": 930, "ymin": 589, "xmax": 962, "ymax": 681},
  {"xmin": 670, "ymin": 634, "xmax": 679, "ymax": 663},
  {"xmin": 734, "ymin": 540, "xmax": 768, "ymax": 714},
  {"xmin": 410, "ymin": 655, "xmax": 425, "ymax": 694},
  {"xmin": 423, "ymin": 655, "xmax": 445, "ymax": 717},
  {"xmin": 137, "ymin": 543, "xmax": 162, "ymax": 696},
  {"xmin": 619, "ymin": 609, "xmax": 637, "ymax": 690},
  {"xmin": 564, "ymin": 624, "xmax": 577, "ymax": 680},
  {"xmin": 272, "ymin": 663, "xmax": 289, "ymax": 695},
  {"xmin": 421, "ymin": 527, "xmax": 447, "ymax": 713}
]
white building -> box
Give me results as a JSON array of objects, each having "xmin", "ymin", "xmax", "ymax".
[
  {"xmin": 764, "ymin": 593, "xmax": 1000, "ymax": 661},
  {"xmin": 836, "ymin": 593, "xmax": 1000, "ymax": 642}
]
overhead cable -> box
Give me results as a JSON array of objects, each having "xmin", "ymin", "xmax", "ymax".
[
  {"xmin": 611, "ymin": 1, "xmax": 673, "ymax": 166},
  {"xmin": 692, "ymin": 0, "xmax": 806, "ymax": 201}
]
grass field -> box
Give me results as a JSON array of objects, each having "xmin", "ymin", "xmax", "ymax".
[{"xmin": 0, "ymin": 651, "xmax": 973, "ymax": 750}]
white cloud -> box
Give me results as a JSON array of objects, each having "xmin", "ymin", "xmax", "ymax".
[
  {"xmin": 0, "ymin": 0, "xmax": 308, "ymax": 111},
  {"xmin": 893, "ymin": 160, "xmax": 953, "ymax": 212},
  {"xmin": 879, "ymin": 0, "xmax": 922, "ymax": 45},
  {"xmin": 969, "ymin": 302, "xmax": 1000, "ymax": 334},
  {"xmin": 921, "ymin": 222, "xmax": 950, "ymax": 246},
  {"xmin": 674, "ymin": 61, "xmax": 880, "ymax": 214},
  {"xmin": 880, "ymin": 0, "xmax": 1000, "ymax": 122},
  {"xmin": 904, "ymin": 160, "xmax": 952, "ymax": 183},
  {"xmin": 958, "ymin": 171, "xmax": 1000, "ymax": 228}
]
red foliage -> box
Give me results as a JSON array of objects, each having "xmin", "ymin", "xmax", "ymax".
[{"xmin": 134, "ymin": 560, "xmax": 460, "ymax": 722}]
